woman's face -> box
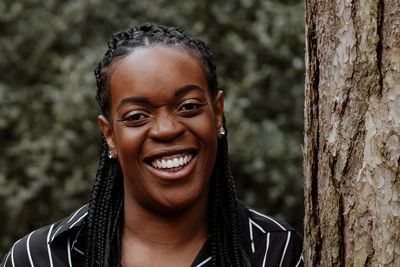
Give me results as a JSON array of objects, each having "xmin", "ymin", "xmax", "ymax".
[{"xmin": 99, "ymin": 46, "xmax": 224, "ymax": 215}]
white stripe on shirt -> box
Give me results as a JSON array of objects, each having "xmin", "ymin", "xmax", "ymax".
[
  {"xmin": 26, "ymin": 231, "xmax": 36, "ymax": 267},
  {"xmin": 66, "ymin": 205, "xmax": 87, "ymax": 224},
  {"xmin": 51, "ymin": 205, "xmax": 87, "ymax": 243},
  {"xmin": 3, "ymin": 252, "xmax": 10, "ymax": 267},
  {"xmin": 249, "ymin": 218, "xmax": 267, "ymax": 233},
  {"xmin": 249, "ymin": 218, "xmax": 266, "ymax": 253},
  {"xmin": 262, "ymin": 232, "xmax": 270, "ymax": 267},
  {"xmin": 46, "ymin": 224, "xmax": 55, "ymax": 267},
  {"xmin": 67, "ymin": 236, "xmax": 72, "ymax": 267},
  {"xmin": 295, "ymin": 254, "xmax": 304, "ymax": 267},
  {"xmin": 50, "ymin": 225, "xmax": 64, "ymax": 243},
  {"xmin": 195, "ymin": 256, "xmax": 212, "ymax": 267},
  {"xmin": 69, "ymin": 212, "xmax": 88, "ymax": 229},
  {"xmin": 249, "ymin": 218, "xmax": 255, "ymax": 253},
  {"xmin": 279, "ymin": 231, "xmax": 291, "ymax": 267},
  {"xmin": 250, "ymin": 209, "xmax": 287, "ymax": 231},
  {"xmin": 73, "ymin": 247, "xmax": 85, "ymax": 256},
  {"xmin": 11, "ymin": 239, "xmax": 21, "ymax": 267}
]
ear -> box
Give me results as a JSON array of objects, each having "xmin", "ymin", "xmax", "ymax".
[
  {"xmin": 98, "ymin": 115, "xmax": 116, "ymax": 157},
  {"xmin": 214, "ymin": 90, "xmax": 224, "ymax": 129}
]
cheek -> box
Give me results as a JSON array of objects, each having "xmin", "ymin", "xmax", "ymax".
[
  {"xmin": 187, "ymin": 113, "xmax": 218, "ymax": 154},
  {"xmin": 200, "ymin": 118, "xmax": 218, "ymax": 146},
  {"xmin": 189, "ymin": 111, "xmax": 218, "ymax": 138},
  {"xmin": 114, "ymin": 127, "xmax": 147, "ymax": 160}
]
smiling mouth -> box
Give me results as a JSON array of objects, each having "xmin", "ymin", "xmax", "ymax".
[{"xmin": 149, "ymin": 153, "xmax": 195, "ymax": 172}]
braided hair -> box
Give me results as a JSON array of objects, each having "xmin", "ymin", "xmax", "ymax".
[{"xmin": 87, "ymin": 23, "xmax": 248, "ymax": 267}]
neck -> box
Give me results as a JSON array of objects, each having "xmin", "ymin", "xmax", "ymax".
[{"xmin": 122, "ymin": 196, "xmax": 209, "ymax": 248}]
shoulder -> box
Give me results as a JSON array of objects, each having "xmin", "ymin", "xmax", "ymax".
[
  {"xmin": 239, "ymin": 204, "xmax": 304, "ymax": 267},
  {"xmin": 1, "ymin": 204, "xmax": 88, "ymax": 267}
]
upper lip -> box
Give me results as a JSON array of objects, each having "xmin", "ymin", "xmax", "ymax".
[{"xmin": 143, "ymin": 146, "xmax": 198, "ymax": 163}]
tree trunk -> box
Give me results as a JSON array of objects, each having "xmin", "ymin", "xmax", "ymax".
[{"xmin": 303, "ymin": 0, "xmax": 400, "ymax": 266}]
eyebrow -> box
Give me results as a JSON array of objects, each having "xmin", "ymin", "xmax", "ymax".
[
  {"xmin": 174, "ymin": 85, "xmax": 203, "ymax": 97},
  {"xmin": 116, "ymin": 85, "xmax": 204, "ymax": 111},
  {"xmin": 117, "ymin": 96, "xmax": 150, "ymax": 111}
]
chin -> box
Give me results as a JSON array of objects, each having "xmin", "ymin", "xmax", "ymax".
[{"xmin": 154, "ymin": 191, "xmax": 206, "ymax": 217}]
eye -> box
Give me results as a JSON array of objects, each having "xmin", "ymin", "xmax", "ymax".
[
  {"xmin": 178, "ymin": 101, "xmax": 206, "ymax": 117},
  {"xmin": 180, "ymin": 103, "xmax": 202, "ymax": 111},
  {"xmin": 119, "ymin": 111, "xmax": 150, "ymax": 127},
  {"xmin": 126, "ymin": 113, "xmax": 148, "ymax": 121}
]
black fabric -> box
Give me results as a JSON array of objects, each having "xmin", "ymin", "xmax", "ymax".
[{"xmin": 1, "ymin": 204, "xmax": 303, "ymax": 266}]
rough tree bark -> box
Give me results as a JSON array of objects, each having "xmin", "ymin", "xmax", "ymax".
[{"xmin": 304, "ymin": 0, "xmax": 400, "ymax": 266}]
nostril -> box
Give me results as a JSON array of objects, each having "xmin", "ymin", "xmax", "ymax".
[
  {"xmin": 150, "ymin": 131, "xmax": 185, "ymax": 143},
  {"xmin": 149, "ymin": 117, "xmax": 185, "ymax": 142}
]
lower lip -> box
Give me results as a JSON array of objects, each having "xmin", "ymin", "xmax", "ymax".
[{"xmin": 146, "ymin": 155, "xmax": 198, "ymax": 181}]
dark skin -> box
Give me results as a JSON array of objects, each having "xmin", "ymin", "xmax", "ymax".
[{"xmin": 98, "ymin": 46, "xmax": 224, "ymax": 266}]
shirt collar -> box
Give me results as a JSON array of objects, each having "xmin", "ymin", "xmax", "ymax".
[{"xmin": 48, "ymin": 204, "xmax": 88, "ymax": 244}]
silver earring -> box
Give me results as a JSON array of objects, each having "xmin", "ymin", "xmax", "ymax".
[
  {"xmin": 218, "ymin": 126, "xmax": 226, "ymax": 138},
  {"xmin": 108, "ymin": 149, "xmax": 114, "ymax": 159}
]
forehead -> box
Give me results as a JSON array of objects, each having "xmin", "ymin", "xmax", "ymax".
[{"xmin": 108, "ymin": 46, "xmax": 208, "ymax": 100}]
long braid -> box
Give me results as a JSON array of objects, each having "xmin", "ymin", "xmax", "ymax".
[
  {"xmin": 85, "ymin": 137, "xmax": 107, "ymax": 266},
  {"xmin": 220, "ymin": 121, "xmax": 246, "ymax": 266},
  {"xmin": 88, "ymin": 23, "xmax": 246, "ymax": 266},
  {"xmin": 86, "ymin": 137, "xmax": 123, "ymax": 266},
  {"xmin": 210, "ymin": 118, "xmax": 248, "ymax": 266},
  {"xmin": 209, "ymin": 152, "xmax": 223, "ymax": 266}
]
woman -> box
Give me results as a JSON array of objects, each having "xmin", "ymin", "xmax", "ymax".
[{"xmin": 1, "ymin": 23, "xmax": 303, "ymax": 267}]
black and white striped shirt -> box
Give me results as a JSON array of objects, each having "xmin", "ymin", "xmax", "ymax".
[{"xmin": 1, "ymin": 204, "xmax": 303, "ymax": 266}]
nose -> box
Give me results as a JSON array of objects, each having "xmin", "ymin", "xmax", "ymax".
[{"xmin": 148, "ymin": 114, "xmax": 185, "ymax": 142}]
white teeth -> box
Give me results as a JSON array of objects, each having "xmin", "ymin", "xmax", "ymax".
[
  {"xmin": 167, "ymin": 160, "xmax": 173, "ymax": 168},
  {"xmin": 151, "ymin": 153, "xmax": 194, "ymax": 170}
]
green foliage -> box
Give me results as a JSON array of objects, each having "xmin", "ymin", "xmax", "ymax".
[{"xmin": 0, "ymin": 0, "xmax": 304, "ymax": 255}]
